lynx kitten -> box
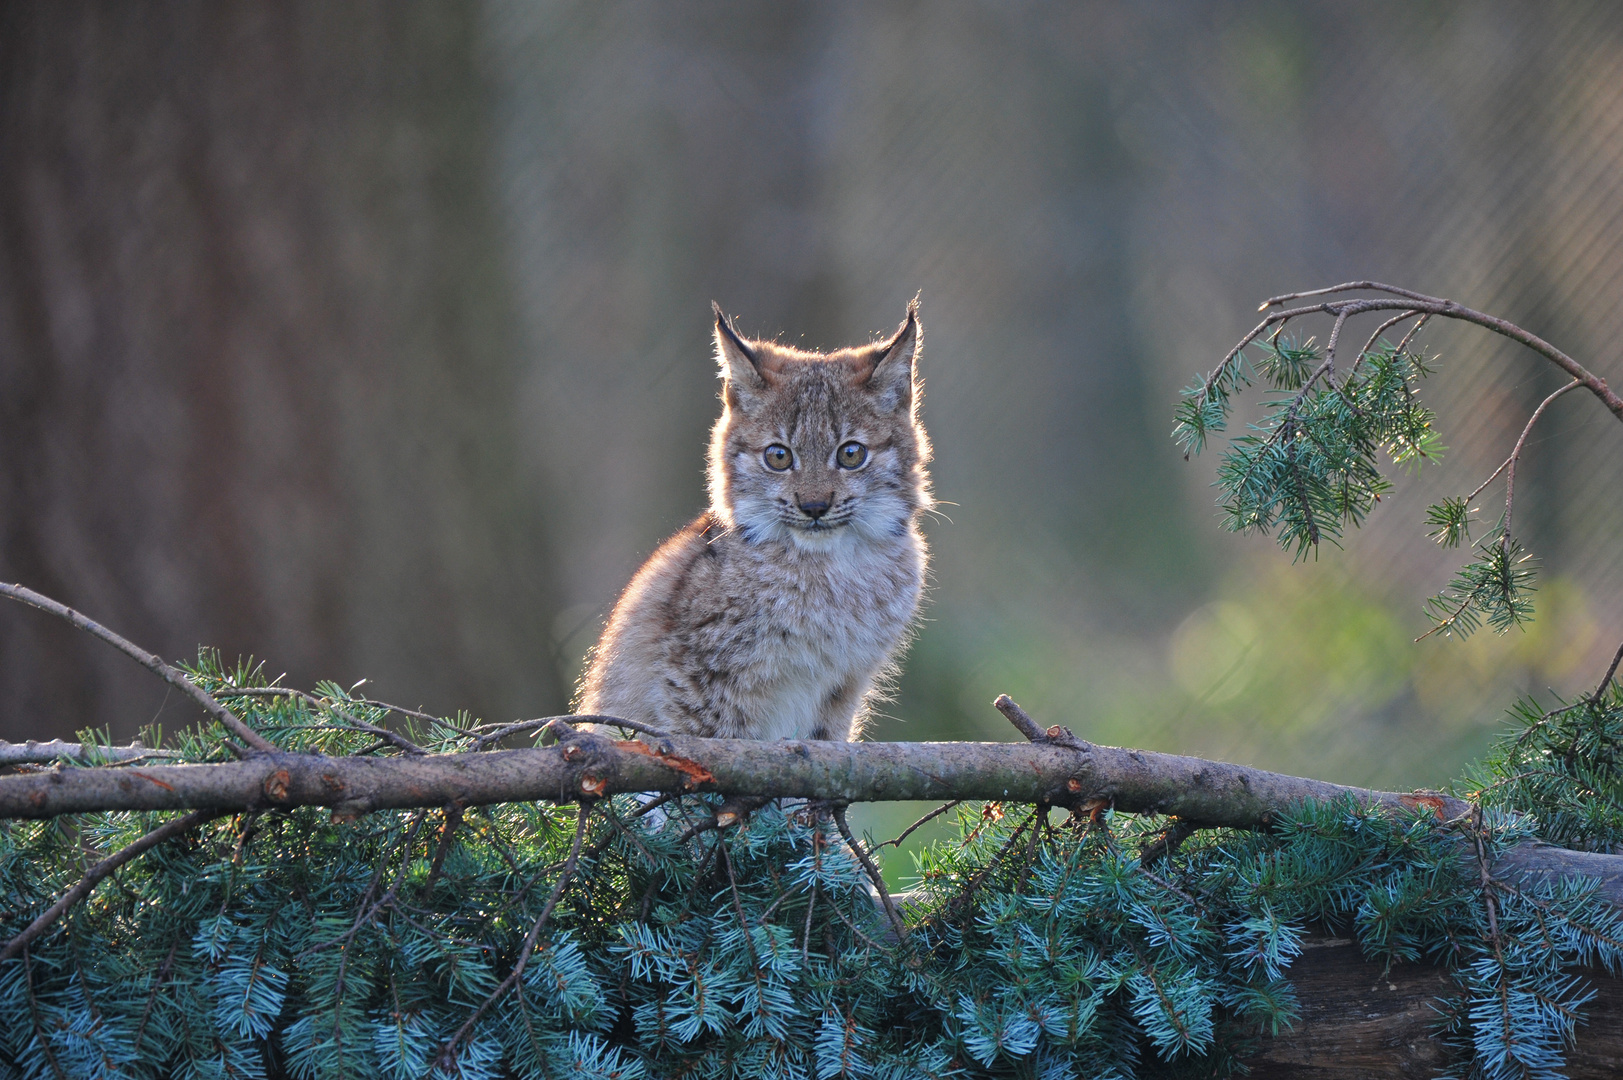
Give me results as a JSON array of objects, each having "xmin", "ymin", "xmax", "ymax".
[{"xmin": 577, "ymin": 299, "xmax": 931, "ymax": 742}]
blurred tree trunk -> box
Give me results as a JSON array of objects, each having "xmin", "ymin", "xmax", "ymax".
[{"xmin": 0, "ymin": 1, "xmax": 564, "ymax": 741}]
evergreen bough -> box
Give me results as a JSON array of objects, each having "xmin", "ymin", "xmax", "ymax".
[{"xmin": 3, "ymin": 667, "xmax": 1623, "ymax": 1079}]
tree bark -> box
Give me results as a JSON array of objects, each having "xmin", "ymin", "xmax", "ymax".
[
  {"xmin": 0, "ymin": 0, "xmax": 565, "ymax": 743},
  {"xmin": 5, "ymin": 726, "xmax": 1622, "ymax": 904},
  {"xmin": 1245, "ymin": 934, "xmax": 1623, "ymax": 1078}
]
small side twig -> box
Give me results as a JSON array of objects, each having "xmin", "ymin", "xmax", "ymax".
[
  {"xmin": 1354, "ymin": 309, "xmax": 1423, "ymax": 371},
  {"xmin": 993, "ymin": 694, "xmax": 1046, "ymax": 741},
  {"xmin": 874, "ymin": 800, "xmax": 962, "ymax": 852},
  {"xmin": 1594, "ymin": 639, "xmax": 1623, "ymax": 701},
  {"xmin": 833, "ymin": 806, "xmax": 906, "ymax": 942},
  {"xmin": 423, "ymin": 804, "xmax": 465, "ymax": 892},
  {"xmin": 472, "ymin": 713, "xmax": 671, "ymax": 750},
  {"xmin": 1, "ymin": 808, "xmax": 225, "ymax": 962},
  {"xmin": 435, "ymin": 804, "xmax": 592, "ymax": 1070},
  {"xmin": 1140, "ymin": 819, "xmax": 1198, "ymax": 867},
  {"xmin": 353, "ymin": 699, "xmax": 443, "ymax": 724},
  {"xmin": 0, "ymin": 583, "xmax": 274, "ymax": 754},
  {"xmin": 993, "ymin": 694, "xmax": 1093, "ymax": 752},
  {"xmin": 1197, "ymin": 283, "xmax": 1623, "ymax": 424},
  {"xmin": 1500, "ymin": 378, "xmax": 1582, "ymax": 549}
]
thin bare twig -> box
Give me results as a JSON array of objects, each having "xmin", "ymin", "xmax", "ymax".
[
  {"xmin": 1, "ymin": 809, "xmax": 225, "ymax": 962},
  {"xmin": 1322, "ymin": 306, "xmax": 1352, "ymax": 381},
  {"xmin": 833, "ymin": 806, "xmax": 906, "ymax": 941},
  {"xmin": 436, "ymin": 804, "xmax": 592, "ymax": 1069},
  {"xmin": 0, "ymin": 583, "xmax": 275, "ymax": 753},
  {"xmin": 628, "ymin": 792, "xmax": 679, "ymax": 820},
  {"xmin": 719, "ymin": 844, "xmax": 762, "ymax": 971},
  {"xmin": 1594, "ymin": 640, "xmax": 1623, "ymax": 701},
  {"xmin": 423, "ymin": 804, "xmax": 465, "ymax": 892},
  {"xmin": 1501, "ymin": 379, "xmax": 1583, "ymax": 548},
  {"xmin": 993, "ymin": 694, "xmax": 1047, "ymax": 741},
  {"xmin": 1140, "ymin": 819, "xmax": 1198, "ymax": 867},
  {"xmin": 1262, "ymin": 281, "xmax": 1443, "ymax": 309},
  {"xmin": 1394, "ymin": 313, "xmax": 1431, "ymax": 355},
  {"xmin": 1355, "ymin": 309, "xmax": 1423, "ymax": 370},
  {"xmin": 354, "ymin": 699, "xmax": 443, "ymax": 724},
  {"xmin": 993, "ymin": 694, "xmax": 1092, "ymax": 752},
  {"xmin": 471, "ymin": 713, "xmax": 670, "ymax": 750},
  {"xmin": 874, "ymin": 800, "xmax": 963, "ymax": 852}
]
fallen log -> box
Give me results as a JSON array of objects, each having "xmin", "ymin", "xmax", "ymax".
[{"xmin": 1245, "ymin": 934, "xmax": 1623, "ymax": 1078}]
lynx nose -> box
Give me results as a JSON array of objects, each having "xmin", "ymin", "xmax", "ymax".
[{"xmin": 796, "ymin": 495, "xmax": 832, "ymax": 520}]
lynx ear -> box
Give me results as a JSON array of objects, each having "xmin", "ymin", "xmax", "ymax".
[
  {"xmin": 713, "ymin": 302, "xmax": 767, "ymax": 390},
  {"xmin": 857, "ymin": 296, "xmax": 921, "ymax": 413}
]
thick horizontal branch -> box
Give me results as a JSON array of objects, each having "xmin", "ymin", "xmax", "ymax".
[
  {"xmin": 3, "ymin": 724, "xmax": 1620, "ymax": 902},
  {"xmin": 0, "ymin": 727, "xmax": 1451, "ymax": 822}
]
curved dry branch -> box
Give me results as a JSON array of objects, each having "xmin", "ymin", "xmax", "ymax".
[
  {"xmin": 0, "ymin": 583, "xmax": 275, "ymax": 753},
  {"xmin": 1259, "ymin": 284, "xmax": 1623, "ymax": 420},
  {"xmin": 1201, "ymin": 286, "xmax": 1623, "ymax": 424}
]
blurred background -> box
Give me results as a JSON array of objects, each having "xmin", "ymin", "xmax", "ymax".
[{"xmin": 4, "ymin": 3, "xmax": 1622, "ymax": 861}]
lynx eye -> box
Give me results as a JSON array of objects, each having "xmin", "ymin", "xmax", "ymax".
[
  {"xmin": 763, "ymin": 444, "xmax": 793, "ymax": 471},
  {"xmin": 837, "ymin": 441, "xmax": 868, "ymax": 469}
]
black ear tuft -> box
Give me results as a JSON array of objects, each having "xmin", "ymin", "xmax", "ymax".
[
  {"xmin": 863, "ymin": 297, "xmax": 921, "ymax": 412},
  {"xmin": 713, "ymin": 302, "xmax": 766, "ymax": 386}
]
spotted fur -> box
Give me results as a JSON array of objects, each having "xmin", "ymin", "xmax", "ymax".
[{"xmin": 576, "ymin": 299, "xmax": 931, "ymax": 741}]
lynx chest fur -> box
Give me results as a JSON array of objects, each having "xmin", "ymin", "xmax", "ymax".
[{"xmin": 578, "ymin": 300, "xmax": 931, "ymax": 742}]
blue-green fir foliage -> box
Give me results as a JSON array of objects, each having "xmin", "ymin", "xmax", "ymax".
[
  {"xmin": 4, "ymin": 660, "xmax": 1623, "ymax": 1079},
  {"xmin": 1174, "ymin": 329, "xmax": 1542, "ymax": 640}
]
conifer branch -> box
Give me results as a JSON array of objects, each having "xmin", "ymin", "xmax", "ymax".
[
  {"xmin": 436, "ymin": 804, "xmax": 592, "ymax": 1071},
  {"xmin": 1182, "ymin": 284, "xmax": 1620, "ymax": 642},
  {"xmin": 0, "ymin": 808, "xmax": 226, "ymax": 963},
  {"xmin": 834, "ymin": 805, "xmax": 906, "ymax": 941},
  {"xmin": 1204, "ymin": 283, "xmax": 1623, "ymax": 424}
]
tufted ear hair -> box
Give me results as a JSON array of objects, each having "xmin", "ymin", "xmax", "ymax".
[
  {"xmin": 713, "ymin": 302, "xmax": 768, "ymax": 389},
  {"xmin": 852, "ymin": 295, "xmax": 921, "ymax": 414}
]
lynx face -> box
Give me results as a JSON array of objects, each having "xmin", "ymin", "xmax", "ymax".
[{"xmin": 707, "ymin": 300, "xmax": 931, "ymax": 550}]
